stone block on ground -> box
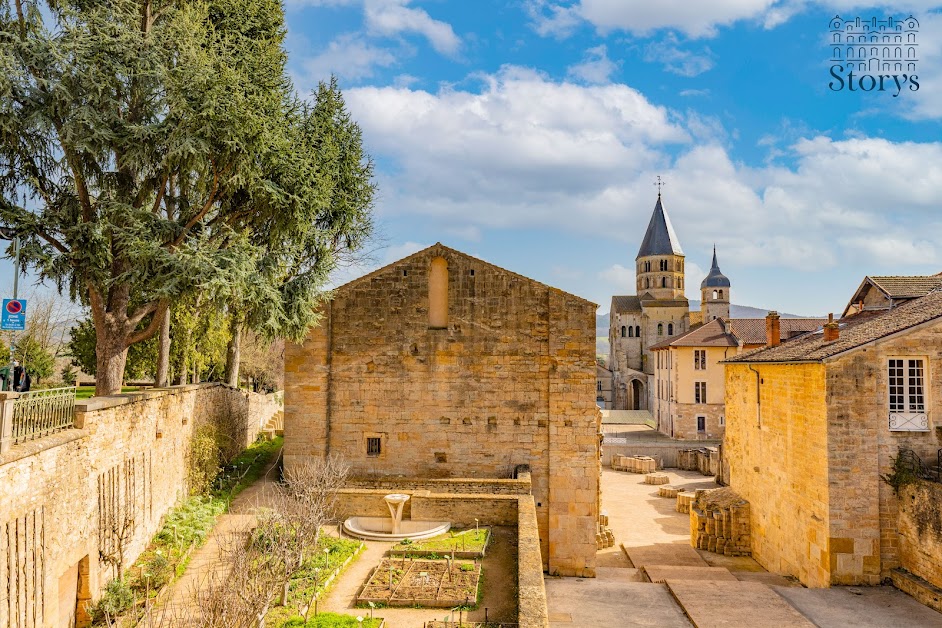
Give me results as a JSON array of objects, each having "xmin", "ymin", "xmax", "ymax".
[
  {"xmin": 665, "ymin": 580, "xmax": 815, "ymax": 628},
  {"xmin": 645, "ymin": 473, "xmax": 669, "ymax": 485}
]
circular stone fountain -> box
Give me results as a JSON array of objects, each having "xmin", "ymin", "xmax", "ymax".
[{"xmin": 343, "ymin": 493, "xmax": 451, "ymax": 541}]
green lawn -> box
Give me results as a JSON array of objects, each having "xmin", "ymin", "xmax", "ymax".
[
  {"xmin": 281, "ymin": 613, "xmax": 382, "ymax": 627},
  {"xmin": 76, "ymin": 386, "xmax": 141, "ymax": 399},
  {"xmin": 390, "ymin": 528, "xmax": 490, "ymax": 555}
]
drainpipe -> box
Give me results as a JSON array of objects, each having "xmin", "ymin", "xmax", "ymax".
[{"xmin": 748, "ymin": 364, "xmax": 761, "ymax": 427}]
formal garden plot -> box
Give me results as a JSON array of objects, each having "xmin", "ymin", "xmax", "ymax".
[
  {"xmin": 390, "ymin": 527, "xmax": 491, "ymax": 558},
  {"xmin": 357, "ymin": 558, "xmax": 481, "ymax": 608}
]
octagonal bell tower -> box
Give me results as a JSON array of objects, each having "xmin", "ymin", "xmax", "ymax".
[{"xmin": 700, "ymin": 246, "xmax": 731, "ymax": 321}]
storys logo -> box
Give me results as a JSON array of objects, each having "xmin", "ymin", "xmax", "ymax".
[{"xmin": 828, "ymin": 15, "xmax": 920, "ymax": 96}]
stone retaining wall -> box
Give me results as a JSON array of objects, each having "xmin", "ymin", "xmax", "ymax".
[
  {"xmin": 0, "ymin": 383, "xmax": 277, "ymax": 628},
  {"xmin": 898, "ymin": 480, "xmax": 942, "ymax": 594},
  {"xmin": 601, "ymin": 440, "xmax": 721, "ymax": 469}
]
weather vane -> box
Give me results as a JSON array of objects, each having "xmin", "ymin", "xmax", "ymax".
[{"xmin": 654, "ymin": 175, "xmax": 665, "ymax": 195}]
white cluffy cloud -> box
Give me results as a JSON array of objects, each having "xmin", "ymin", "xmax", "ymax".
[
  {"xmin": 567, "ymin": 45, "xmax": 620, "ymax": 84},
  {"xmin": 364, "ymin": 0, "xmax": 461, "ymax": 55},
  {"xmin": 342, "ymin": 67, "xmax": 942, "ymax": 273}
]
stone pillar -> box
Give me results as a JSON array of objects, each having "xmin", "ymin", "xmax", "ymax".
[{"xmin": 0, "ymin": 391, "xmax": 20, "ymax": 454}]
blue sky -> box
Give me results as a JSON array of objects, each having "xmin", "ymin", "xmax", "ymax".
[{"xmin": 282, "ymin": 0, "xmax": 942, "ymax": 317}]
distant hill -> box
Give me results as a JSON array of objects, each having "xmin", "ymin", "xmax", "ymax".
[{"xmin": 596, "ymin": 302, "xmax": 812, "ymax": 361}]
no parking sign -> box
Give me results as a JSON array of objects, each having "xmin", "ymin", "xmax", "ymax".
[{"xmin": 1, "ymin": 299, "xmax": 26, "ymax": 330}]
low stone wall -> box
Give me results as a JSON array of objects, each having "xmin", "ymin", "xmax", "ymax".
[
  {"xmin": 517, "ymin": 495, "xmax": 549, "ymax": 628},
  {"xmin": 335, "ymin": 485, "xmax": 547, "ymax": 627},
  {"xmin": 0, "ymin": 383, "xmax": 276, "ymax": 628},
  {"xmin": 344, "ymin": 475, "xmax": 532, "ymax": 496},
  {"xmin": 677, "ymin": 448, "xmax": 720, "ymax": 476},
  {"xmin": 897, "ymin": 480, "xmax": 942, "ymax": 604},
  {"xmin": 334, "ymin": 488, "xmax": 520, "ymax": 528},
  {"xmin": 601, "ymin": 440, "xmax": 721, "ymax": 469}
]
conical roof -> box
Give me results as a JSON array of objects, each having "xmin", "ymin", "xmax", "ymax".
[
  {"xmin": 636, "ymin": 195, "xmax": 684, "ymax": 259},
  {"xmin": 701, "ymin": 247, "xmax": 731, "ymax": 288}
]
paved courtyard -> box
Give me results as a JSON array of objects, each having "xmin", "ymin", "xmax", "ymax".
[{"xmin": 546, "ymin": 467, "xmax": 942, "ymax": 628}]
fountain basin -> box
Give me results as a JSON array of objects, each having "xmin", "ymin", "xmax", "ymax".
[{"xmin": 343, "ymin": 517, "xmax": 450, "ymax": 542}]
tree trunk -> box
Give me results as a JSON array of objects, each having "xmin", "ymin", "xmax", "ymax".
[
  {"xmin": 225, "ymin": 314, "xmax": 242, "ymax": 388},
  {"xmin": 95, "ymin": 319, "xmax": 129, "ymax": 397},
  {"xmin": 155, "ymin": 307, "xmax": 171, "ymax": 387}
]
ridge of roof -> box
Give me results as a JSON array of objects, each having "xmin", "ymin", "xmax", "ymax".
[{"xmin": 334, "ymin": 243, "xmax": 598, "ymax": 307}]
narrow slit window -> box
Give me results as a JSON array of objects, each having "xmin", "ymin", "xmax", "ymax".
[{"xmin": 429, "ymin": 257, "xmax": 448, "ymax": 328}]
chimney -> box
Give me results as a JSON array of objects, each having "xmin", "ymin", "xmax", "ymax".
[
  {"xmin": 765, "ymin": 311, "xmax": 781, "ymax": 347},
  {"xmin": 824, "ymin": 313, "xmax": 840, "ymax": 342}
]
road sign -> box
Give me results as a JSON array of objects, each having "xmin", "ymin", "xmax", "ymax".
[{"xmin": 1, "ymin": 299, "xmax": 26, "ymax": 331}]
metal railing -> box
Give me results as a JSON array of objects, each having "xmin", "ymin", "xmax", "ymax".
[{"xmin": 12, "ymin": 387, "xmax": 77, "ymax": 445}]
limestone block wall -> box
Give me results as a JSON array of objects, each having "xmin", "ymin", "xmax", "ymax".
[
  {"xmin": 898, "ymin": 481, "xmax": 942, "ymax": 591},
  {"xmin": 825, "ymin": 326, "xmax": 942, "ymax": 583},
  {"xmin": 671, "ymin": 403, "xmax": 725, "ymax": 440},
  {"xmin": 285, "ymin": 245, "xmax": 599, "ymax": 576},
  {"xmin": 725, "ymin": 363, "xmax": 831, "ymax": 587},
  {"xmin": 0, "ymin": 384, "xmax": 271, "ymax": 628}
]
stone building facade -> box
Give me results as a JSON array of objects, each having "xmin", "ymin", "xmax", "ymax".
[
  {"xmin": 724, "ymin": 290, "xmax": 942, "ymax": 587},
  {"xmin": 284, "ymin": 244, "xmax": 600, "ymax": 577},
  {"xmin": 651, "ymin": 312, "xmax": 826, "ymax": 440},
  {"xmin": 596, "ymin": 365, "xmax": 613, "ymax": 409}
]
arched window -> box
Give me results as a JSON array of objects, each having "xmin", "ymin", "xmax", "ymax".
[
  {"xmin": 628, "ymin": 326, "xmax": 634, "ymax": 338},
  {"xmin": 645, "ymin": 278, "xmax": 649, "ymax": 288},
  {"xmin": 719, "ymin": 289, "xmax": 724, "ymax": 300},
  {"xmin": 429, "ymin": 257, "xmax": 448, "ymax": 328},
  {"xmin": 657, "ymin": 323, "xmax": 663, "ymax": 336},
  {"xmin": 621, "ymin": 326, "xmax": 626, "ymax": 338},
  {"xmin": 668, "ymin": 323, "xmax": 673, "ymax": 335},
  {"xmin": 712, "ymin": 290, "xmax": 718, "ymax": 300},
  {"xmin": 636, "ymin": 326, "xmax": 641, "ymax": 337},
  {"xmin": 661, "ymin": 277, "xmax": 666, "ymax": 288}
]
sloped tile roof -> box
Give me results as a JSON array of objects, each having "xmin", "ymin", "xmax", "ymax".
[
  {"xmin": 727, "ymin": 290, "xmax": 942, "ymax": 363},
  {"xmin": 869, "ymin": 276, "xmax": 942, "ymax": 298},
  {"xmin": 727, "ymin": 318, "xmax": 827, "ymax": 345},
  {"xmin": 650, "ymin": 319, "xmax": 737, "ymax": 349},
  {"xmin": 611, "ymin": 295, "xmax": 642, "ymax": 313}
]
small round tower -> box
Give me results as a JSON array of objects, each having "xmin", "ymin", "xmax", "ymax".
[{"xmin": 700, "ymin": 247, "xmax": 730, "ymax": 321}]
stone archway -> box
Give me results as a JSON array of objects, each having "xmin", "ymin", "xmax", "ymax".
[{"xmin": 629, "ymin": 379, "xmax": 645, "ymax": 411}]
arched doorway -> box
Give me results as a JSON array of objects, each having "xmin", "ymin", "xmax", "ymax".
[{"xmin": 629, "ymin": 379, "xmax": 644, "ymax": 410}]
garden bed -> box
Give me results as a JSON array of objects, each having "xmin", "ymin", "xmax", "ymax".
[
  {"xmin": 357, "ymin": 558, "xmax": 481, "ymax": 608},
  {"xmin": 389, "ymin": 527, "xmax": 491, "ymax": 559}
]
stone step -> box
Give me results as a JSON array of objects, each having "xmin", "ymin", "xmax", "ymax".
[
  {"xmin": 890, "ymin": 567, "xmax": 942, "ymax": 614},
  {"xmin": 665, "ymin": 580, "xmax": 815, "ymax": 627},
  {"xmin": 642, "ymin": 565, "xmax": 738, "ymax": 584}
]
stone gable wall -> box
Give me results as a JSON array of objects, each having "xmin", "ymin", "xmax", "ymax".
[{"xmin": 285, "ymin": 246, "xmax": 599, "ymax": 576}]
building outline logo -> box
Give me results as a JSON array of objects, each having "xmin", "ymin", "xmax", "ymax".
[{"xmin": 828, "ymin": 15, "xmax": 920, "ymax": 96}]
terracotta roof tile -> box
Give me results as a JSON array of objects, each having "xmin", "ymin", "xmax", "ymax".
[
  {"xmin": 869, "ymin": 276, "xmax": 942, "ymax": 299},
  {"xmin": 728, "ymin": 290, "xmax": 942, "ymax": 363}
]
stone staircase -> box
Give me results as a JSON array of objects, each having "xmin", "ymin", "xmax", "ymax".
[{"xmin": 262, "ymin": 410, "xmax": 284, "ymax": 437}]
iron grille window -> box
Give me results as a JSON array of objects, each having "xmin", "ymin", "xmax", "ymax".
[
  {"xmin": 890, "ymin": 358, "xmax": 925, "ymax": 413},
  {"xmin": 366, "ymin": 437, "xmax": 382, "ymax": 456},
  {"xmin": 695, "ymin": 382, "xmax": 707, "ymax": 404}
]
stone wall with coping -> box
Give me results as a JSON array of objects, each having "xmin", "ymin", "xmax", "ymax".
[{"xmin": 0, "ymin": 384, "xmax": 276, "ymax": 628}]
